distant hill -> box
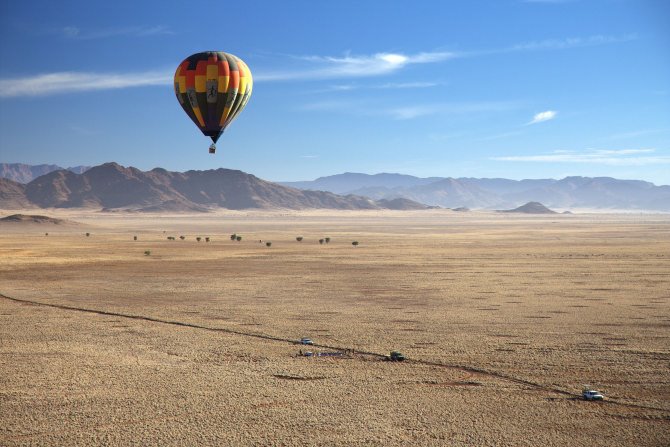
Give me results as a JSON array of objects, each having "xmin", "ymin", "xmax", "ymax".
[
  {"xmin": 281, "ymin": 172, "xmax": 442, "ymax": 194},
  {"xmin": 375, "ymin": 198, "xmax": 432, "ymax": 210},
  {"xmin": 0, "ymin": 163, "xmax": 90, "ymax": 183},
  {"xmin": 283, "ymin": 173, "xmax": 670, "ymax": 211},
  {"xmin": 5, "ymin": 164, "xmax": 668, "ymax": 211},
  {"xmin": 0, "ymin": 214, "xmax": 77, "ymax": 225},
  {"xmin": 0, "ymin": 163, "xmax": 428, "ymax": 211},
  {"xmin": 499, "ymin": 202, "xmax": 557, "ymax": 214},
  {"xmin": 0, "ymin": 178, "xmax": 30, "ymax": 208}
]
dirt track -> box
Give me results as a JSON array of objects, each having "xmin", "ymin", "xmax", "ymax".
[{"xmin": 1, "ymin": 210, "xmax": 669, "ymax": 446}]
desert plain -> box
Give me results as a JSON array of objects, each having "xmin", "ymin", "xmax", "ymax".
[{"xmin": 0, "ymin": 209, "xmax": 669, "ymax": 446}]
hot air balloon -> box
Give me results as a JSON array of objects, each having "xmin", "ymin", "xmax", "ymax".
[{"xmin": 174, "ymin": 51, "xmax": 253, "ymax": 154}]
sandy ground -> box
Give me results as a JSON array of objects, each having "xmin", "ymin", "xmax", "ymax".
[{"xmin": 1, "ymin": 209, "xmax": 669, "ymax": 446}]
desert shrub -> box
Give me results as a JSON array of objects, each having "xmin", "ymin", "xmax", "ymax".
[
  {"xmin": 230, "ymin": 233, "xmax": 237, "ymax": 240},
  {"xmin": 352, "ymin": 241, "xmax": 359, "ymax": 246},
  {"xmin": 296, "ymin": 236, "xmax": 303, "ymax": 242},
  {"xmin": 266, "ymin": 241, "xmax": 272, "ymax": 247},
  {"xmin": 144, "ymin": 250, "xmax": 151, "ymax": 256},
  {"xmin": 325, "ymin": 237, "xmax": 331, "ymax": 243},
  {"xmin": 133, "ymin": 236, "xmax": 137, "ymax": 241},
  {"xmin": 205, "ymin": 237, "xmax": 210, "ymax": 242},
  {"xmin": 196, "ymin": 237, "xmax": 202, "ymax": 242},
  {"xmin": 45, "ymin": 233, "xmax": 48, "ymax": 236},
  {"xmin": 319, "ymin": 239, "xmax": 324, "ymax": 244},
  {"xmin": 236, "ymin": 236, "xmax": 242, "ymax": 242},
  {"xmin": 180, "ymin": 235, "xmax": 185, "ymax": 240},
  {"xmin": 85, "ymin": 232, "xmax": 90, "ymax": 237}
]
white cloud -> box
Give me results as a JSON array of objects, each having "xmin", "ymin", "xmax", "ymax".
[
  {"xmin": 300, "ymin": 100, "xmax": 521, "ymax": 120},
  {"xmin": 608, "ymin": 129, "xmax": 667, "ymax": 140},
  {"xmin": 477, "ymin": 130, "xmax": 524, "ymax": 141},
  {"xmin": 528, "ymin": 110, "xmax": 557, "ymax": 125},
  {"xmin": 510, "ymin": 34, "xmax": 636, "ymax": 52},
  {"xmin": 299, "ymin": 100, "xmax": 363, "ymax": 112},
  {"xmin": 522, "ymin": 0, "xmax": 578, "ymax": 3},
  {"xmin": 376, "ymin": 81, "xmax": 440, "ymax": 89},
  {"xmin": 386, "ymin": 106, "xmax": 440, "ymax": 120},
  {"xmin": 386, "ymin": 101, "xmax": 522, "ymax": 120},
  {"xmin": 492, "ymin": 148, "xmax": 670, "ymax": 166},
  {"xmin": 62, "ymin": 25, "xmax": 173, "ymax": 39},
  {"xmin": 318, "ymin": 81, "xmax": 439, "ymax": 93},
  {"xmin": 69, "ymin": 125, "xmax": 97, "ymax": 135},
  {"xmin": 255, "ymin": 51, "xmax": 457, "ymax": 81},
  {"xmin": 0, "ymin": 71, "xmax": 171, "ymax": 97}
]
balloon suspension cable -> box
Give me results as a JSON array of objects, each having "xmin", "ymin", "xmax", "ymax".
[{"xmin": 209, "ymin": 143, "xmax": 216, "ymax": 154}]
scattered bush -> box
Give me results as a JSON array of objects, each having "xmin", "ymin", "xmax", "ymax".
[
  {"xmin": 144, "ymin": 250, "xmax": 151, "ymax": 256},
  {"xmin": 85, "ymin": 232, "xmax": 90, "ymax": 237},
  {"xmin": 179, "ymin": 235, "xmax": 185, "ymax": 240},
  {"xmin": 167, "ymin": 236, "xmax": 175, "ymax": 241},
  {"xmin": 236, "ymin": 236, "xmax": 242, "ymax": 242},
  {"xmin": 325, "ymin": 237, "xmax": 331, "ymax": 243},
  {"xmin": 205, "ymin": 237, "xmax": 210, "ymax": 242},
  {"xmin": 266, "ymin": 241, "xmax": 272, "ymax": 247},
  {"xmin": 196, "ymin": 237, "xmax": 202, "ymax": 242},
  {"xmin": 319, "ymin": 239, "xmax": 324, "ymax": 244},
  {"xmin": 133, "ymin": 236, "xmax": 137, "ymax": 241},
  {"xmin": 352, "ymin": 241, "xmax": 359, "ymax": 246},
  {"xmin": 45, "ymin": 233, "xmax": 48, "ymax": 236},
  {"xmin": 296, "ymin": 236, "xmax": 303, "ymax": 242},
  {"xmin": 230, "ymin": 233, "xmax": 237, "ymax": 240}
]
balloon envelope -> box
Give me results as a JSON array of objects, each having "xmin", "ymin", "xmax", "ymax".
[{"xmin": 174, "ymin": 51, "xmax": 253, "ymax": 144}]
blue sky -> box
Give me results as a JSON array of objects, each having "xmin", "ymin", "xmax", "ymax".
[{"xmin": 0, "ymin": 0, "xmax": 668, "ymax": 183}]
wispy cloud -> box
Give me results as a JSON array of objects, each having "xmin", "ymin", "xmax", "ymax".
[
  {"xmin": 492, "ymin": 148, "xmax": 670, "ymax": 166},
  {"xmin": 509, "ymin": 34, "xmax": 637, "ymax": 52},
  {"xmin": 255, "ymin": 51, "xmax": 457, "ymax": 81},
  {"xmin": 377, "ymin": 81, "xmax": 440, "ymax": 89},
  {"xmin": 527, "ymin": 110, "xmax": 557, "ymax": 125},
  {"xmin": 608, "ymin": 129, "xmax": 667, "ymax": 140},
  {"xmin": 386, "ymin": 105, "xmax": 441, "ymax": 120},
  {"xmin": 61, "ymin": 25, "xmax": 173, "ymax": 39},
  {"xmin": 0, "ymin": 71, "xmax": 171, "ymax": 97},
  {"xmin": 0, "ymin": 31, "xmax": 634, "ymax": 99},
  {"xmin": 326, "ymin": 81, "xmax": 440, "ymax": 91},
  {"xmin": 258, "ymin": 35, "xmax": 631, "ymax": 83},
  {"xmin": 69, "ymin": 125, "xmax": 97, "ymax": 136},
  {"xmin": 478, "ymin": 130, "xmax": 525, "ymax": 141},
  {"xmin": 301, "ymin": 99, "xmax": 522, "ymax": 120},
  {"xmin": 522, "ymin": 0, "xmax": 578, "ymax": 4},
  {"xmin": 392, "ymin": 101, "xmax": 524, "ymax": 119}
]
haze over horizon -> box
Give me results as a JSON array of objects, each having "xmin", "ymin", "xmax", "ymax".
[{"xmin": 1, "ymin": 1, "xmax": 668, "ymax": 184}]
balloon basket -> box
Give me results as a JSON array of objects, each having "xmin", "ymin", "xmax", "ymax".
[{"xmin": 209, "ymin": 144, "xmax": 216, "ymax": 154}]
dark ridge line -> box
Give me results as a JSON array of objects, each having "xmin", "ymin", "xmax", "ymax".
[{"xmin": 1, "ymin": 292, "xmax": 668, "ymax": 416}]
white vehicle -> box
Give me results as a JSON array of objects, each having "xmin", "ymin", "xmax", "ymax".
[
  {"xmin": 582, "ymin": 388, "xmax": 604, "ymax": 401},
  {"xmin": 300, "ymin": 337, "xmax": 314, "ymax": 345}
]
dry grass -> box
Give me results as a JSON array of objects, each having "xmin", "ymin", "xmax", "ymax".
[{"xmin": 1, "ymin": 209, "xmax": 669, "ymax": 446}]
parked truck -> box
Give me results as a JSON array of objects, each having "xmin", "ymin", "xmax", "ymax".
[
  {"xmin": 384, "ymin": 351, "xmax": 406, "ymax": 362},
  {"xmin": 582, "ymin": 387, "xmax": 604, "ymax": 401}
]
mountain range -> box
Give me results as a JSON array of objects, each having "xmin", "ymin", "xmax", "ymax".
[
  {"xmin": 0, "ymin": 163, "xmax": 90, "ymax": 184},
  {"xmin": 2, "ymin": 163, "xmax": 668, "ymax": 212},
  {"xmin": 281, "ymin": 173, "xmax": 670, "ymax": 211},
  {"xmin": 0, "ymin": 163, "xmax": 429, "ymax": 211}
]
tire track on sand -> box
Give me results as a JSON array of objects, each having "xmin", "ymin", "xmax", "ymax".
[{"xmin": 1, "ymin": 292, "xmax": 668, "ymax": 416}]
